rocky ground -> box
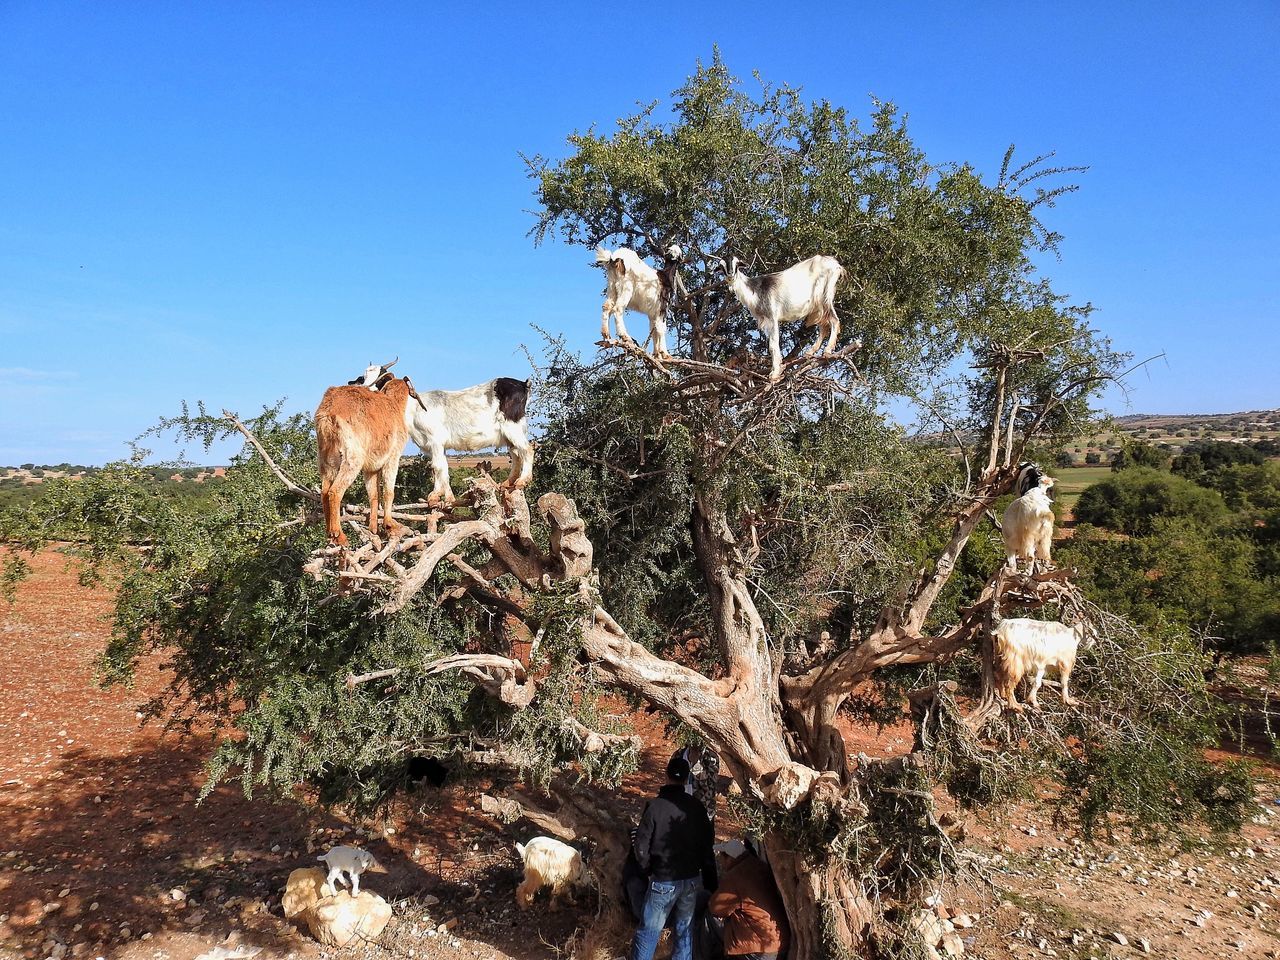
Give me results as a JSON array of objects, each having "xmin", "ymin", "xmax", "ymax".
[{"xmin": 2, "ymin": 549, "xmax": 1278, "ymax": 960}]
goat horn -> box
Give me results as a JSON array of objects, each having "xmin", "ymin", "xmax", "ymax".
[{"xmin": 382, "ymin": 356, "xmax": 399, "ymax": 371}]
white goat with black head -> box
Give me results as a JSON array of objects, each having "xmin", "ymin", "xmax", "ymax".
[
  {"xmin": 1002, "ymin": 462, "xmax": 1056, "ymax": 573},
  {"xmin": 720, "ymin": 254, "xmax": 846, "ymax": 381},
  {"xmin": 594, "ymin": 244, "xmax": 683, "ymax": 358},
  {"xmin": 351, "ymin": 363, "xmax": 533, "ymax": 506}
]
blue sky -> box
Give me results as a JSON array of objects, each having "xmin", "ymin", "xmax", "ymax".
[{"xmin": 1, "ymin": 2, "xmax": 1277, "ymax": 464}]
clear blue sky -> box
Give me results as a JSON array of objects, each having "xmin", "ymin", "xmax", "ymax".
[{"xmin": 2, "ymin": 2, "xmax": 1277, "ymax": 464}]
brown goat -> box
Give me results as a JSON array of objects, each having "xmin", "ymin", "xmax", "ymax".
[{"xmin": 315, "ymin": 360, "xmax": 412, "ymax": 547}]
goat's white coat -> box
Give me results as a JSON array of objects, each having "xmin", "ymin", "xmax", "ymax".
[
  {"xmin": 317, "ymin": 845, "xmax": 381, "ymax": 897},
  {"xmin": 723, "ymin": 254, "xmax": 845, "ymax": 380},
  {"xmin": 353, "ymin": 365, "xmax": 533, "ymax": 505},
  {"xmin": 595, "ymin": 245, "xmax": 680, "ymax": 357},
  {"xmin": 513, "ymin": 836, "xmax": 587, "ymax": 910},
  {"xmin": 992, "ymin": 618, "xmax": 1091, "ymax": 712},
  {"xmin": 1002, "ymin": 475, "xmax": 1056, "ymax": 572}
]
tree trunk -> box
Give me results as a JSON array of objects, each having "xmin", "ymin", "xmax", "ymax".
[{"xmin": 767, "ymin": 840, "xmax": 875, "ymax": 959}]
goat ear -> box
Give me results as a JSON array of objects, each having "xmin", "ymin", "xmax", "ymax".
[{"xmin": 613, "ymin": 259, "xmax": 626, "ymax": 276}]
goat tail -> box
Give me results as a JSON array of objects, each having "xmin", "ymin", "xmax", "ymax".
[{"xmin": 515, "ymin": 842, "xmax": 526, "ymax": 860}]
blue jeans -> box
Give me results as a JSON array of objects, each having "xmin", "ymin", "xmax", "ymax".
[{"xmin": 630, "ymin": 876, "xmax": 701, "ymax": 960}]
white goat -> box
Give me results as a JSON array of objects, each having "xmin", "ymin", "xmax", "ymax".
[
  {"xmin": 721, "ymin": 254, "xmax": 846, "ymax": 381},
  {"xmin": 594, "ymin": 244, "xmax": 683, "ymax": 358},
  {"xmin": 352, "ymin": 364, "xmax": 533, "ymax": 506},
  {"xmin": 1002, "ymin": 473, "xmax": 1056, "ymax": 573},
  {"xmin": 992, "ymin": 618, "xmax": 1093, "ymax": 712},
  {"xmin": 514, "ymin": 836, "xmax": 590, "ymax": 910},
  {"xmin": 317, "ymin": 845, "xmax": 384, "ymax": 898}
]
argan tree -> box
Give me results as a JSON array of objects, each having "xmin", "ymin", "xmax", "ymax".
[{"xmin": 2, "ymin": 56, "xmax": 1250, "ymax": 958}]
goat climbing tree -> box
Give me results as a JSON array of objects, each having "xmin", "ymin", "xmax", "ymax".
[{"xmin": 1, "ymin": 54, "xmax": 1252, "ymax": 960}]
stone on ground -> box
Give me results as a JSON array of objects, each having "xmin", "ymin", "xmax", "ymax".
[{"xmin": 305, "ymin": 891, "xmax": 392, "ymax": 947}]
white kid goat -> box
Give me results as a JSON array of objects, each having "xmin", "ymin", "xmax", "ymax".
[
  {"xmin": 1002, "ymin": 472, "xmax": 1056, "ymax": 573},
  {"xmin": 721, "ymin": 254, "xmax": 846, "ymax": 381},
  {"xmin": 351, "ymin": 363, "xmax": 534, "ymax": 506},
  {"xmin": 514, "ymin": 836, "xmax": 591, "ymax": 910},
  {"xmin": 317, "ymin": 845, "xmax": 385, "ymax": 897},
  {"xmin": 594, "ymin": 244, "xmax": 683, "ymax": 358},
  {"xmin": 992, "ymin": 617, "xmax": 1093, "ymax": 712}
]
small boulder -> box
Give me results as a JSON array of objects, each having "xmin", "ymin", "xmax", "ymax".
[
  {"xmin": 909, "ymin": 909, "xmax": 947, "ymax": 946},
  {"xmin": 282, "ymin": 867, "xmax": 328, "ymax": 921},
  {"xmin": 306, "ymin": 891, "xmax": 392, "ymax": 947},
  {"xmin": 940, "ymin": 932, "xmax": 964, "ymax": 956}
]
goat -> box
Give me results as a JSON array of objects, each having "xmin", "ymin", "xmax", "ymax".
[
  {"xmin": 1002, "ymin": 473, "xmax": 1056, "ymax": 573},
  {"xmin": 514, "ymin": 836, "xmax": 590, "ymax": 910},
  {"xmin": 317, "ymin": 845, "xmax": 385, "ymax": 898},
  {"xmin": 594, "ymin": 244, "xmax": 683, "ymax": 358},
  {"xmin": 721, "ymin": 254, "xmax": 846, "ymax": 381},
  {"xmin": 992, "ymin": 617, "xmax": 1093, "ymax": 712},
  {"xmin": 316, "ymin": 359, "xmax": 412, "ymax": 546},
  {"xmin": 351, "ymin": 363, "xmax": 533, "ymax": 506}
]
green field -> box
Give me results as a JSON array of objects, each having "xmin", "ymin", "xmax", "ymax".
[{"xmin": 1052, "ymin": 465, "xmax": 1111, "ymax": 510}]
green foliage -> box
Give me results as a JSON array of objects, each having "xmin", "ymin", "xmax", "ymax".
[
  {"xmin": 1110, "ymin": 440, "xmax": 1171, "ymax": 472},
  {"xmin": 1074, "ymin": 467, "xmax": 1226, "ymax": 535},
  {"xmin": 1, "ymin": 405, "xmax": 637, "ymax": 811},
  {"xmin": 1065, "ymin": 462, "xmax": 1280, "ymax": 654},
  {"xmin": 1173, "ymin": 439, "xmax": 1266, "ymax": 479}
]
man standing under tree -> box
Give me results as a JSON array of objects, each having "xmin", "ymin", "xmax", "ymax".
[{"xmin": 631, "ymin": 755, "xmax": 717, "ymax": 960}]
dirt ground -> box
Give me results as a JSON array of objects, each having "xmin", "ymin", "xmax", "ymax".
[{"xmin": 3, "ymin": 549, "xmax": 1280, "ymax": 960}]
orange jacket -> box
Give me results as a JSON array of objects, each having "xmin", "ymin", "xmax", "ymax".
[{"xmin": 707, "ymin": 854, "xmax": 790, "ymax": 956}]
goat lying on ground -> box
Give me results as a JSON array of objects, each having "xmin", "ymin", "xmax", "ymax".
[
  {"xmin": 317, "ymin": 845, "xmax": 384, "ymax": 898},
  {"xmin": 721, "ymin": 254, "xmax": 845, "ymax": 380},
  {"xmin": 1002, "ymin": 472, "xmax": 1056, "ymax": 573},
  {"xmin": 514, "ymin": 836, "xmax": 589, "ymax": 910},
  {"xmin": 992, "ymin": 617, "xmax": 1092, "ymax": 712},
  {"xmin": 316, "ymin": 359, "xmax": 412, "ymax": 546},
  {"xmin": 351, "ymin": 363, "xmax": 533, "ymax": 506},
  {"xmin": 594, "ymin": 244, "xmax": 683, "ymax": 358}
]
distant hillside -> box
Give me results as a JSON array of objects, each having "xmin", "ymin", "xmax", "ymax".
[
  {"xmin": 1113, "ymin": 410, "xmax": 1280, "ymax": 432},
  {"xmin": 1059, "ymin": 408, "xmax": 1279, "ymax": 466}
]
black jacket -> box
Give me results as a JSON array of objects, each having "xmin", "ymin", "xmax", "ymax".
[{"xmin": 634, "ymin": 784, "xmax": 717, "ymax": 884}]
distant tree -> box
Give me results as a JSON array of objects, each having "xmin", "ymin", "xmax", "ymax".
[
  {"xmin": 1075, "ymin": 467, "xmax": 1227, "ymax": 536},
  {"xmin": 1173, "ymin": 440, "xmax": 1266, "ymax": 479},
  {"xmin": 1054, "ymin": 450, "xmax": 1075, "ymax": 468},
  {"xmin": 1085, "ymin": 452, "xmax": 1102, "ymax": 464},
  {"xmin": 1063, "ymin": 518, "xmax": 1273, "ymax": 655},
  {"xmin": 1110, "ymin": 441, "xmax": 1171, "ymax": 472}
]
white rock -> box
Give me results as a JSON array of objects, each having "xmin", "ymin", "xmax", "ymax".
[
  {"xmin": 909, "ymin": 909, "xmax": 947, "ymax": 946},
  {"xmin": 1109, "ymin": 932, "xmax": 1127, "ymax": 945},
  {"xmin": 281, "ymin": 867, "xmax": 327, "ymax": 921},
  {"xmin": 306, "ymin": 891, "xmax": 392, "ymax": 947}
]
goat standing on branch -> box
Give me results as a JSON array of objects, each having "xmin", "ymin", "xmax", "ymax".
[
  {"xmin": 1002, "ymin": 469, "xmax": 1056, "ymax": 573},
  {"xmin": 595, "ymin": 244, "xmax": 683, "ymax": 358},
  {"xmin": 992, "ymin": 617, "xmax": 1092, "ymax": 712},
  {"xmin": 720, "ymin": 254, "xmax": 845, "ymax": 381},
  {"xmin": 351, "ymin": 363, "xmax": 533, "ymax": 506},
  {"xmin": 316, "ymin": 358, "xmax": 412, "ymax": 546}
]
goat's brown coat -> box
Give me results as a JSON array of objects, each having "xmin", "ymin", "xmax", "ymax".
[{"xmin": 315, "ymin": 377, "xmax": 412, "ymax": 546}]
